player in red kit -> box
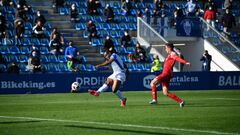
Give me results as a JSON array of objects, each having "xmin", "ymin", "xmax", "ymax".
[{"xmin": 149, "ymin": 43, "xmax": 190, "ymax": 107}]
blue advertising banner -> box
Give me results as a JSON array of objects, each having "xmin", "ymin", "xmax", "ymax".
[
  {"xmin": 0, "ymin": 71, "xmax": 239, "ymax": 94},
  {"xmin": 176, "ymin": 17, "xmax": 202, "ymax": 37}
]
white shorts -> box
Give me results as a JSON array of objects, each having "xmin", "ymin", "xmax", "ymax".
[{"xmin": 108, "ymin": 72, "xmax": 126, "ymax": 83}]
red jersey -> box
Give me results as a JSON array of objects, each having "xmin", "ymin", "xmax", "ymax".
[{"xmin": 162, "ymin": 51, "xmax": 188, "ymax": 76}]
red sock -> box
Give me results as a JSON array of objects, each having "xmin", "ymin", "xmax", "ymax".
[
  {"xmin": 167, "ymin": 92, "xmax": 183, "ymax": 103},
  {"xmin": 151, "ymin": 85, "xmax": 157, "ymax": 101}
]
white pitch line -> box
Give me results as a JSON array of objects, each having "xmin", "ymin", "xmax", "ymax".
[
  {"xmin": 0, "ymin": 116, "xmax": 239, "ymax": 135},
  {"xmin": 207, "ymin": 98, "xmax": 240, "ymax": 101}
]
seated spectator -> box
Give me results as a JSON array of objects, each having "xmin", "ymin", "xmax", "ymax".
[
  {"xmin": 14, "ymin": 18, "xmax": 25, "ymax": 40},
  {"xmin": 64, "ymin": 41, "xmax": 82, "ymax": 72},
  {"xmin": 221, "ymin": 8, "xmax": 236, "ymax": 36},
  {"xmin": 95, "ymin": 0, "xmax": 102, "ymax": 8},
  {"xmin": 87, "ymin": 20, "xmax": 98, "ymax": 44},
  {"xmin": 151, "ymin": 55, "xmax": 162, "ymax": 72},
  {"xmin": 17, "ymin": 0, "xmax": 31, "ymax": 21},
  {"xmin": 0, "ymin": 52, "xmax": 7, "ymax": 73},
  {"xmin": 185, "ymin": 0, "xmax": 200, "ymax": 16},
  {"xmin": 154, "ymin": 0, "xmax": 164, "ymax": 12},
  {"xmin": 134, "ymin": 43, "xmax": 147, "ymax": 62},
  {"xmin": 49, "ymin": 34, "xmax": 64, "ymax": 55},
  {"xmin": 122, "ymin": 0, "xmax": 132, "ymax": 15},
  {"xmin": 33, "ymin": 20, "xmax": 46, "ymax": 39},
  {"xmin": 35, "ymin": 10, "xmax": 46, "ymax": 26},
  {"xmin": 121, "ymin": 31, "xmax": 132, "ymax": 48},
  {"xmin": 7, "ymin": 62, "xmax": 20, "ymax": 74},
  {"xmin": 87, "ymin": 0, "xmax": 99, "ymax": 15},
  {"xmin": 204, "ymin": 6, "xmax": 216, "ymax": 30},
  {"xmin": 104, "ymin": 4, "xmax": 114, "ymax": 23},
  {"xmin": 52, "ymin": 0, "xmax": 65, "ymax": 13},
  {"xmin": 50, "ymin": 27, "xmax": 64, "ymax": 46},
  {"xmin": 103, "ymin": 36, "xmax": 114, "ymax": 51},
  {"xmin": 70, "ymin": 3, "xmax": 80, "ymax": 22},
  {"xmin": 27, "ymin": 50, "xmax": 42, "ymax": 73},
  {"xmin": 30, "ymin": 45, "xmax": 40, "ymax": 57},
  {"xmin": 0, "ymin": 11, "xmax": 6, "ymax": 39}
]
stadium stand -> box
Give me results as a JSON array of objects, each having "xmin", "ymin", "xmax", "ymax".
[{"xmin": 0, "ymin": 0, "xmax": 239, "ymax": 73}]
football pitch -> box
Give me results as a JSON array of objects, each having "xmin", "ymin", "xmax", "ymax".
[{"xmin": 0, "ymin": 90, "xmax": 240, "ymax": 135}]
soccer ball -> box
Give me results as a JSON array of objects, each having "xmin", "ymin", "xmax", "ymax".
[{"xmin": 71, "ymin": 82, "xmax": 80, "ymax": 93}]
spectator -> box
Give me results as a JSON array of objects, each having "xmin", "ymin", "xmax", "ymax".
[
  {"xmin": 0, "ymin": 11, "xmax": 6, "ymax": 39},
  {"xmin": 185, "ymin": 0, "xmax": 201, "ymax": 16},
  {"xmin": 70, "ymin": 3, "xmax": 80, "ymax": 22},
  {"xmin": 134, "ymin": 43, "xmax": 147, "ymax": 62},
  {"xmin": 64, "ymin": 41, "xmax": 81, "ymax": 71},
  {"xmin": 27, "ymin": 50, "xmax": 42, "ymax": 73},
  {"xmin": 30, "ymin": 45, "xmax": 40, "ymax": 57},
  {"xmin": 144, "ymin": 7, "xmax": 151, "ymax": 24},
  {"xmin": 15, "ymin": 19, "xmax": 25, "ymax": 40},
  {"xmin": 200, "ymin": 50, "xmax": 212, "ymax": 71},
  {"xmin": 204, "ymin": 0, "xmax": 217, "ymax": 12},
  {"xmin": 151, "ymin": 55, "xmax": 162, "ymax": 72},
  {"xmin": 172, "ymin": 6, "xmax": 184, "ymax": 27},
  {"xmin": 121, "ymin": 31, "xmax": 132, "ymax": 48},
  {"xmin": 122, "ymin": 0, "xmax": 132, "ymax": 15},
  {"xmin": 49, "ymin": 34, "xmax": 64, "ymax": 55},
  {"xmin": 17, "ymin": 0, "xmax": 31, "ymax": 21},
  {"xmin": 50, "ymin": 27, "xmax": 64, "ymax": 46},
  {"xmin": 52, "ymin": 0, "xmax": 65, "ymax": 13},
  {"xmin": 95, "ymin": 0, "xmax": 102, "ymax": 8},
  {"xmin": 0, "ymin": 0, "xmax": 14, "ymax": 6},
  {"xmin": 103, "ymin": 36, "xmax": 114, "ymax": 51},
  {"xmin": 221, "ymin": 8, "xmax": 236, "ymax": 36},
  {"xmin": 7, "ymin": 62, "xmax": 20, "ymax": 74},
  {"xmin": 87, "ymin": 20, "xmax": 98, "ymax": 44},
  {"xmin": 33, "ymin": 20, "xmax": 46, "ymax": 39},
  {"xmin": 154, "ymin": 0, "xmax": 164, "ymax": 12},
  {"xmin": 35, "ymin": 10, "xmax": 46, "ymax": 26},
  {"xmin": 137, "ymin": 9, "xmax": 143, "ymax": 17},
  {"xmin": 224, "ymin": 0, "xmax": 232, "ymax": 10},
  {"xmin": 103, "ymin": 4, "xmax": 114, "ymax": 23},
  {"xmin": 87, "ymin": 0, "xmax": 99, "ymax": 15},
  {"xmin": 204, "ymin": 6, "xmax": 216, "ymax": 30}
]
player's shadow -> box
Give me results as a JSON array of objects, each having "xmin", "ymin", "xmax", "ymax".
[
  {"xmin": 0, "ymin": 120, "xmax": 41, "ymax": 124},
  {"xmin": 65, "ymin": 125, "xmax": 173, "ymax": 135}
]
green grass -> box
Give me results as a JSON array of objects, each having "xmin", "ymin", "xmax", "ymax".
[{"xmin": 0, "ymin": 90, "xmax": 240, "ymax": 135}]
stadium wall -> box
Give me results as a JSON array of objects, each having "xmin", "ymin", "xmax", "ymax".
[{"xmin": 0, "ymin": 71, "xmax": 239, "ymax": 94}]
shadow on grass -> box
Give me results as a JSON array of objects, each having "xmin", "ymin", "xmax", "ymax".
[
  {"xmin": 65, "ymin": 125, "xmax": 173, "ymax": 135},
  {"xmin": 0, "ymin": 120, "xmax": 41, "ymax": 124}
]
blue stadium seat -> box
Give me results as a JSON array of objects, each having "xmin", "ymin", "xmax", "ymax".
[
  {"xmin": 125, "ymin": 47, "xmax": 135, "ymax": 54},
  {"xmin": 126, "ymin": 63, "xmax": 136, "ymax": 71},
  {"xmin": 75, "ymin": 23, "xmax": 85, "ymax": 30},
  {"xmin": 78, "ymin": 8, "xmax": 86, "ymax": 15},
  {"xmin": 119, "ymin": 23, "xmax": 127, "ymax": 30},
  {"xmin": 99, "ymin": 30, "xmax": 109, "ymax": 38},
  {"xmin": 135, "ymin": 63, "xmax": 145, "ymax": 71},
  {"xmin": 40, "ymin": 39, "xmax": 49, "ymax": 46},
  {"xmin": 9, "ymin": 46, "xmax": 20, "ymax": 54},
  {"xmin": 109, "ymin": 31, "xmax": 119, "ymax": 38},
  {"xmin": 39, "ymin": 46, "xmax": 49, "ymax": 54},
  {"xmin": 30, "ymin": 38, "xmax": 41, "ymax": 46},
  {"xmin": 17, "ymin": 55, "xmax": 28, "ymax": 63},
  {"xmin": 110, "ymin": 23, "xmax": 119, "ymax": 30},
  {"xmin": 59, "ymin": 7, "xmax": 69, "ymax": 15},
  {"xmin": 6, "ymin": 22, "xmax": 14, "ymax": 30},
  {"xmin": 85, "ymin": 64, "xmax": 96, "ymax": 71},
  {"xmin": 127, "ymin": 23, "xmax": 137, "ymax": 31},
  {"xmin": 25, "ymin": 22, "xmax": 33, "ymax": 30},
  {"xmin": 95, "ymin": 23, "xmax": 103, "ymax": 30},
  {"xmin": 23, "ymin": 30, "xmax": 32, "ymax": 38},
  {"xmin": 144, "ymin": 63, "xmax": 152, "ymax": 71},
  {"xmin": 57, "ymin": 63, "xmax": 69, "ymax": 72},
  {"xmin": 0, "ymin": 46, "xmax": 9, "ymax": 54},
  {"xmin": 6, "ymin": 14, "xmax": 15, "ymax": 21},
  {"xmin": 92, "ymin": 38, "xmax": 101, "ymax": 46},
  {"xmin": 6, "ymin": 54, "xmax": 18, "ymax": 62},
  {"xmin": 0, "ymin": 64, "xmax": 7, "ymax": 72},
  {"xmin": 21, "ymin": 38, "xmax": 31, "ymax": 46},
  {"xmin": 93, "ymin": 16, "xmax": 104, "ymax": 23},
  {"xmin": 83, "ymin": 30, "xmax": 89, "ymax": 38},
  {"xmin": 41, "ymin": 55, "xmax": 48, "ymax": 63},
  {"xmin": 110, "ymin": 1, "xmax": 121, "ymax": 9},
  {"xmin": 18, "ymin": 63, "xmax": 27, "ymax": 72},
  {"xmin": 102, "ymin": 23, "xmax": 110, "ymax": 30},
  {"xmin": 45, "ymin": 63, "xmax": 59, "ymax": 72},
  {"xmin": 115, "ymin": 47, "xmax": 127, "ymax": 54},
  {"xmin": 47, "ymin": 55, "xmax": 58, "ymax": 62},
  {"xmin": 58, "ymin": 55, "xmax": 67, "ymax": 63},
  {"xmin": 45, "ymin": 22, "xmax": 52, "ymax": 30},
  {"xmin": 19, "ymin": 46, "xmax": 30, "ymax": 54}
]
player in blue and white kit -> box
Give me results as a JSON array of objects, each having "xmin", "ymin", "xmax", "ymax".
[{"xmin": 88, "ymin": 48, "xmax": 127, "ymax": 107}]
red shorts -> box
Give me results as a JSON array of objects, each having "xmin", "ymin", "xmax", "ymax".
[{"xmin": 156, "ymin": 73, "xmax": 172, "ymax": 87}]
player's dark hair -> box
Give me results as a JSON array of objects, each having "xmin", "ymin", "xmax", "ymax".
[{"xmin": 165, "ymin": 43, "xmax": 174, "ymax": 50}]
